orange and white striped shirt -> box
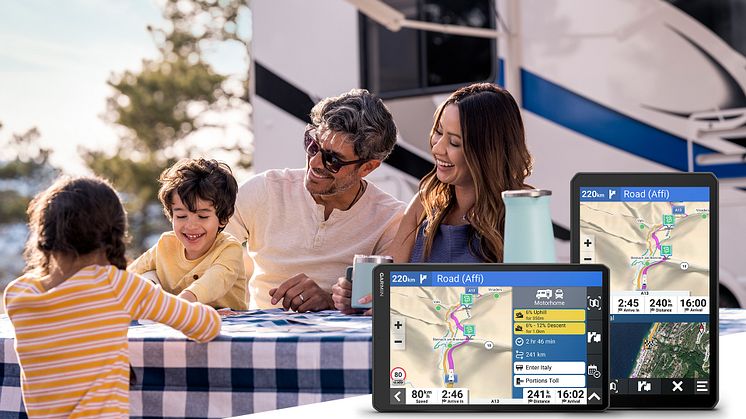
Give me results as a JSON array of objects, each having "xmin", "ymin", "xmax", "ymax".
[{"xmin": 3, "ymin": 264, "xmax": 221, "ymax": 418}]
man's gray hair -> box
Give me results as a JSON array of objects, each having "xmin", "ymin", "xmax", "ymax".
[{"xmin": 310, "ymin": 88, "xmax": 397, "ymax": 161}]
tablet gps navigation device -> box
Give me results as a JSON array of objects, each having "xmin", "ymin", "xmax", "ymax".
[
  {"xmin": 571, "ymin": 173, "xmax": 718, "ymax": 409},
  {"xmin": 372, "ymin": 263, "xmax": 609, "ymax": 412}
]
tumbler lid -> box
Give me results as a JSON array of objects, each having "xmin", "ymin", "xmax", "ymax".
[
  {"xmin": 501, "ymin": 189, "xmax": 552, "ymax": 198},
  {"xmin": 354, "ymin": 254, "xmax": 394, "ymax": 264}
]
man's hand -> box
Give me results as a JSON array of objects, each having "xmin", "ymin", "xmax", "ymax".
[
  {"xmin": 359, "ymin": 294, "xmax": 373, "ymax": 316},
  {"xmin": 331, "ymin": 276, "xmax": 355, "ymax": 314},
  {"xmin": 332, "ymin": 277, "xmax": 373, "ymax": 316},
  {"xmin": 269, "ymin": 273, "xmax": 333, "ymax": 312}
]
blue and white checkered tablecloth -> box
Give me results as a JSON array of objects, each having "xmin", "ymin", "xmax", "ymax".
[{"xmin": 0, "ymin": 309, "xmax": 372, "ymax": 418}]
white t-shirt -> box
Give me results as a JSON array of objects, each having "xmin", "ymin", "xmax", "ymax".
[{"xmin": 225, "ymin": 168, "xmax": 405, "ymax": 309}]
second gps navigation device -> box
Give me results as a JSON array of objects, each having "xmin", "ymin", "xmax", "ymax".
[{"xmin": 571, "ymin": 172, "xmax": 718, "ymax": 409}]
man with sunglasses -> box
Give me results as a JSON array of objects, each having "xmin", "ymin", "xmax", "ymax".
[{"xmin": 225, "ymin": 89, "xmax": 405, "ymax": 312}]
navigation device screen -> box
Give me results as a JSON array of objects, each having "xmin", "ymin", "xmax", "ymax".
[
  {"xmin": 579, "ymin": 187, "xmax": 711, "ymax": 396},
  {"xmin": 387, "ymin": 270, "xmax": 604, "ymax": 406}
]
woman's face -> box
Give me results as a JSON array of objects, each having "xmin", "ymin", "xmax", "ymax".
[{"xmin": 431, "ymin": 104, "xmax": 472, "ymax": 187}]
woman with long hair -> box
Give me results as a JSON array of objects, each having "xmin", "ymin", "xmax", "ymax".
[{"xmin": 392, "ymin": 82, "xmax": 533, "ymax": 263}]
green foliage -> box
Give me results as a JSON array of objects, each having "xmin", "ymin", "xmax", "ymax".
[
  {"xmin": 0, "ymin": 124, "xmax": 58, "ymax": 224},
  {"xmin": 157, "ymin": 0, "xmax": 251, "ymax": 102},
  {"xmin": 107, "ymin": 58, "xmax": 226, "ymax": 152},
  {"xmin": 0, "ymin": 190, "xmax": 29, "ymax": 224},
  {"xmin": 0, "ymin": 154, "xmax": 50, "ymax": 179},
  {"xmin": 0, "ymin": 127, "xmax": 53, "ymax": 180},
  {"xmin": 83, "ymin": 151, "xmax": 175, "ymax": 208}
]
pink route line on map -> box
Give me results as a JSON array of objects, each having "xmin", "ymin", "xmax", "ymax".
[
  {"xmin": 447, "ymin": 310, "xmax": 471, "ymax": 370},
  {"xmin": 644, "ymin": 227, "xmax": 669, "ymax": 275}
]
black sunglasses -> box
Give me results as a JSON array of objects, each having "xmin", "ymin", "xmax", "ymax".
[{"xmin": 304, "ymin": 126, "xmax": 368, "ymax": 174}]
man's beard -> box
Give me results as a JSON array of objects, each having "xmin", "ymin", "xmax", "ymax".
[{"xmin": 305, "ymin": 167, "xmax": 358, "ymax": 196}]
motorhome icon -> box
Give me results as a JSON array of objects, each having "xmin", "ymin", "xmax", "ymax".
[{"xmin": 535, "ymin": 289, "xmax": 553, "ymax": 299}]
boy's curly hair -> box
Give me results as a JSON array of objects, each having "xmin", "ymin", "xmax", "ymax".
[
  {"xmin": 157, "ymin": 158, "xmax": 238, "ymax": 230},
  {"xmin": 23, "ymin": 176, "xmax": 129, "ymax": 276}
]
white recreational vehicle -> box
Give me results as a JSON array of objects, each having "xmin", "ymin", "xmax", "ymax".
[{"xmin": 249, "ymin": 0, "xmax": 746, "ymax": 307}]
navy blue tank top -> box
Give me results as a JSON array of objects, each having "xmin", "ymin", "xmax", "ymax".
[{"xmin": 409, "ymin": 222, "xmax": 484, "ymax": 263}]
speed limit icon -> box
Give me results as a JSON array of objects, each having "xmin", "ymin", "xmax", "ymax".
[{"xmin": 390, "ymin": 367, "xmax": 406, "ymax": 381}]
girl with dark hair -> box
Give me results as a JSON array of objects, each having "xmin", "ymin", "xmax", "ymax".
[
  {"xmin": 333, "ymin": 83, "xmax": 533, "ymax": 312},
  {"xmin": 3, "ymin": 176, "xmax": 221, "ymax": 418}
]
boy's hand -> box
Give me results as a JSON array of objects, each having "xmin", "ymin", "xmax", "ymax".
[{"xmin": 269, "ymin": 273, "xmax": 334, "ymax": 312}]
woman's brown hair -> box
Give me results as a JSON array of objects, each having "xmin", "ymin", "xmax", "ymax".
[
  {"xmin": 23, "ymin": 176, "xmax": 128, "ymax": 276},
  {"xmin": 418, "ymin": 83, "xmax": 533, "ymax": 262}
]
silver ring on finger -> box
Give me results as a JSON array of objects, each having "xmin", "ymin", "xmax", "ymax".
[{"xmin": 299, "ymin": 293, "xmax": 305, "ymax": 302}]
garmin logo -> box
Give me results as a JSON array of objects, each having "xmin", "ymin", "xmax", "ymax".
[{"xmin": 379, "ymin": 272, "xmax": 385, "ymax": 297}]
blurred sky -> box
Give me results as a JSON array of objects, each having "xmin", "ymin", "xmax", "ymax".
[{"xmin": 0, "ymin": 0, "xmax": 250, "ymax": 174}]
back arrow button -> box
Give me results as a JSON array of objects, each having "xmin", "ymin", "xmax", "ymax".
[{"xmin": 390, "ymin": 388, "xmax": 405, "ymax": 404}]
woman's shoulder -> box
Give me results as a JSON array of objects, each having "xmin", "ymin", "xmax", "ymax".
[
  {"xmin": 404, "ymin": 193, "xmax": 425, "ymax": 219},
  {"xmin": 409, "ymin": 193, "xmax": 424, "ymax": 209}
]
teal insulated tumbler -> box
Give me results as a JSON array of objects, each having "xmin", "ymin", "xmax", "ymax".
[{"xmin": 502, "ymin": 190, "xmax": 556, "ymax": 263}]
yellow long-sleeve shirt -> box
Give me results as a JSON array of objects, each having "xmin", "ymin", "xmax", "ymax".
[
  {"xmin": 128, "ymin": 231, "xmax": 248, "ymax": 310},
  {"xmin": 3, "ymin": 265, "xmax": 221, "ymax": 418}
]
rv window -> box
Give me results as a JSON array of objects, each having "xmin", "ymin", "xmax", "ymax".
[{"xmin": 360, "ymin": 0, "xmax": 496, "ymax": 98}]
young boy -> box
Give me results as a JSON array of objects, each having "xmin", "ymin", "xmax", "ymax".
[{"xmin": 129, "ymin": 158, "xmax": 248, "ymax": 310}]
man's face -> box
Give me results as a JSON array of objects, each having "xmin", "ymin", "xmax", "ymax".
[{"xmin": 304, "ymin": 126, "xmax": 362, "ymax": 196}]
